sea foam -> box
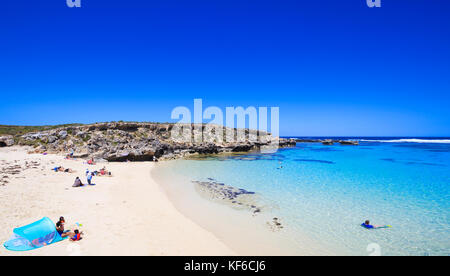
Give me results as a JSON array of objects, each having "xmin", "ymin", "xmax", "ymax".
[{"xmin": 360, "ymin": 139, "xmax": 450, "ymax": 144}]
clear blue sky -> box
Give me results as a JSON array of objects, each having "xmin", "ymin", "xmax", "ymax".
[{"xmin": 1, "ymin": 0, "xmax": 449, "ymax": 136}]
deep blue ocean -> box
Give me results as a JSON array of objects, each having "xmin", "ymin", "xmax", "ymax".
[{"xmin": 159, "ymin": 138, "xmax": 450, "ymax": 255}]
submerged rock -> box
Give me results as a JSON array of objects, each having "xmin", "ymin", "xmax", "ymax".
[
  {"xmin": 267, "ymin": 217, "xmax": 284, "ymax": 232},
  {"xmin": 193, "ymin": 179, "xmax": 263, "ymax": 215},
  {"xmin": 338, "ymin": 140, "xmax": 359, "ymax": 145}
]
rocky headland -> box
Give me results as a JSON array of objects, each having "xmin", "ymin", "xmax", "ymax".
[{"xmin": 0, "ymin": 122, "xmax": 296, "ymax": 161}]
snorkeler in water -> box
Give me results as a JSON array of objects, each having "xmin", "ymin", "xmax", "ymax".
[{"xmin": 361, "ymin": 220, "xmax": 391, "ymax": 229}]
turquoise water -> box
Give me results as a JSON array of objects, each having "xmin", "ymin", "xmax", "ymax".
[{"xmin": 160, "ymin": 139, "xmax": 450, "ymax": 256}]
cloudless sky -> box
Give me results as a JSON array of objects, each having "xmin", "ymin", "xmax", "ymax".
[{"xmin": 1, "ymin": 0, "xmax": 449, "ymax": 136}]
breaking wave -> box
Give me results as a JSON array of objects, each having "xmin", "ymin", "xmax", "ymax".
[{"xmin": 360, "ymin": 139, "xmax": 450, "ymax": 144}]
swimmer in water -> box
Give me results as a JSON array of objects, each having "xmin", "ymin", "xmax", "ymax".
[{"xmin": 362, "ymin": 220, "xmax": 391, "ymax": 229}]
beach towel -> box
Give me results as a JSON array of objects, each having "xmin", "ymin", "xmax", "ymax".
[{"xmin": 3, "ymin": 217, "xmax": 67, "ymax": 251}]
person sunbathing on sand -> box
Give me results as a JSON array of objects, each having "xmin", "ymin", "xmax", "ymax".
[{"xmin": 53, "ymin": 167, "xmax": 74, "ymax": 173}]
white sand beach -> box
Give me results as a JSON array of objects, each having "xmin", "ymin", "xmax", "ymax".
[{"xmin": 0, "ymin": 146, "xmax": 235, "ymax": 256}]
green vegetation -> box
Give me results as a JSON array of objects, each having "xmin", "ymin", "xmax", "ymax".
[
  {"xmin": 19, "ymin": 139, "xmax": 43, "ymax": 148},
  {"xmin": 0, "ymin": 124, "xmax": 83, "ymax": 136},
  {"xmin": 0, "ymin": 121, "xmax": 166, "ymax": 137},
  {"xmin": 82, "ymin": 134, "xmax": 91, "ymax": 142}
]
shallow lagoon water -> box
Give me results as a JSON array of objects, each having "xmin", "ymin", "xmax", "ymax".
[{"xmin": 158, "ymin": 139, "xmax": 450, "ymax": 256}]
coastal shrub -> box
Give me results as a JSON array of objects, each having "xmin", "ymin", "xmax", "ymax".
[
  {"xmin": 0, "ymin": 124, "xmax": 83, "ymax": 136},
  {"xmin": 82, "ymin": 135, "xmax": 91, "ymax": 142}
]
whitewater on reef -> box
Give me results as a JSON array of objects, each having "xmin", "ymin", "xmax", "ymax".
[{"xmin": 359, "ymin": 139, "xmax": 450, "ymax": 144}]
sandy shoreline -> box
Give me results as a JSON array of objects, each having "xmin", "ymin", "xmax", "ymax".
[{"xmin": 0, "ymin": 146, "xmax": 235, "ymax": 256}]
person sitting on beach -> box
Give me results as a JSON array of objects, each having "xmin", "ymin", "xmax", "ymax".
[
  {"xmin": 87, "ymin": 158, "xmax": 95, "ymax": 165},
  {"xmin": 69, "ymin": 229, "xmax": 83, "ymax": 242},
  {"xmin": 56, "ymin": 221, "xmax": 71, "ymax": 238},
  {"xmin": 65, "ymin": 150, "xmax": 74, "ymax": 159},
  {"xmin": 56, "ymin": 217, "xmax": 65, "ymax": 232},
  {"xmin": 55, "ymin": 216, "xmax": 83, "ymax": 240},
  {"xmin": 56, "ymin": 217, "xmax": 71, "ymax": 238},
  {"xmin": 57, "ymin": 229, "xmax": 83, "ymax": 241},
  {"xmin": 99, "ymin": 167, "xmax": 112, "ymax": 176},
  {"xmin": 73, "ymin": 177, "xmax": 83, "ymax": 187}
]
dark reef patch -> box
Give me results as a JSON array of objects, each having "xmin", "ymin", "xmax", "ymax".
[
  {"xmin": 381, "ymin": 158, "xmax": 445, "ymax": 167},
  {"xmin": 427, "ymin": 149, "xmax": 450, "ymax": 153},
  {"xmin": 406, "ymin": 161, "xmax": 445, "ymax": 167},
  {"xmin": 307, "ymin": 147, "xmax": 343, "ymax": 152},
  {"xmin": 393, "ymin": 144, "xmax": 450, "ymax": 153},
  {"xmin": 186, "ymin": 152, "xmax": 285, "ymax": 162},
  {"xmin": 293, "ymin": 159, "xmax": 335, "ymax": 164},
  {"xmin": 380, "ymin": 158, "xmax": 396, "ymax": 163}
]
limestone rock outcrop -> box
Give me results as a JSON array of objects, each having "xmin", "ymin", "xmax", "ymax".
[
  {"xmin": 0, "ymin": 136, "xmax": 14, "ymax": 147},
  {"xmin": 6, "ymin": 122, "xmax": 296, "ymax": 161}
]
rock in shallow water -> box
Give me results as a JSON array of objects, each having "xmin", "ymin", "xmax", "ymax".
[{"xmin": 192, "ymin": 179, "xmax": 264, "ymax": 215}]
